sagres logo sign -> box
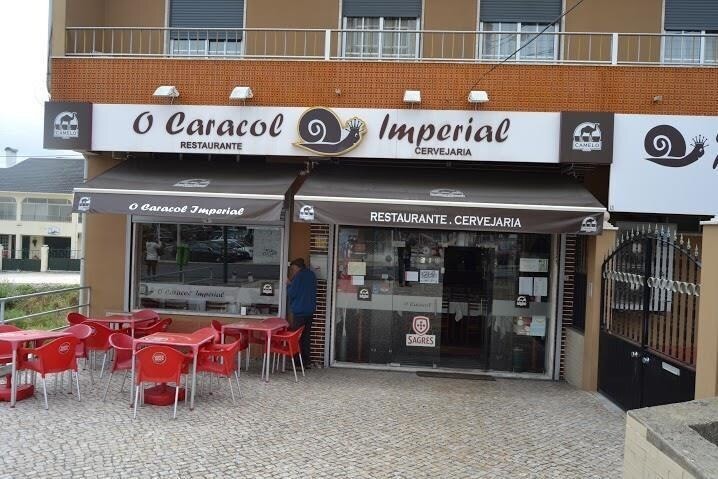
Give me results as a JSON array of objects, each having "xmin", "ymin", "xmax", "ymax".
[
  {"xmin": 572, "ymin": 122, "xmax": 602, "ymax": 152},
  {"xmin": 406, "ymin": 315, "xmax": 436, "ymax": 347},
  {"xmin": 294, "ymin": 107, "xmax": 366, "ymax": 156},
  {"xmin": 644, "ymin": 125, "xmax": 716, "ymax": 168},
  {"xmin": 53, "ymin": 111, "xmax": 79, "ymax": 139}
]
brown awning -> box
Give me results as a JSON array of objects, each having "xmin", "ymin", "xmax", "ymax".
[
  {"xmin": 294, "ymin": 165, "xmax": 606, "ymax": 235},
  {"xmin": 73, "ymin": 159, "xmax": 301, "ymax": 224}
]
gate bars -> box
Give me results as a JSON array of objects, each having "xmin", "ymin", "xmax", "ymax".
[{"xmin": 601, "ymin": 225, "xmax": 701, "ymax": 368}]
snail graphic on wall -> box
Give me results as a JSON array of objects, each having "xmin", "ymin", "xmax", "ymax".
[
  {"xmin": 644, "ymin": 125, "xmax": 708, "ymax": 168},
  {"xmin": 294, "ymin": 107, "xmax": 367, "ymax": 156}
]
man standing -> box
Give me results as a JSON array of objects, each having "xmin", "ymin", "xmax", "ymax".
[{"xmin": 286, "ymin": 258, "xmax": 317, "ymax": 368}]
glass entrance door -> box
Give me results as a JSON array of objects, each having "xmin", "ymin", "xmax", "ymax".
[{"xmin": 333, "ymin": 226, "xmax": 553, "ymax": 374}]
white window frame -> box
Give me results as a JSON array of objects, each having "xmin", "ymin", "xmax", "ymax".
[
  {"xmin": 478, "ymin": 21, "xmax": 559, "ymax": 62},
  {"xmin": 170, "ymin": 35, "xmax": 243, "ymax": 58},
  {"xmin": 662, "ymin": 30, "xmax": 718, "ymax": 65},
  {"xmin": 0, "ymin": 197, "xmax": 17, "ymax": 221},
  {"xmin": 342, "ymin": 16, "xmax": 421, "ymax": 60},
  {"xmin": 20, "ymin": 198, "xmax": 72, "ymax": 223}
]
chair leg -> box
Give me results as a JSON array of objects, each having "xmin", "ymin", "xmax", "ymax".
[
  {"xmin": 41, "ymin": 376, "xmax": 49, "ymax": 410},
  {"xmin": 99, "ymin": 353, "xmax": 107, "ymax": 379},
  {"xmin": 133, "ymin": 384, "xmax": 140, "ymax": 419},
  {"xmin": 298, "ymin": 354, "xmax": 305, "ymax": 377},
  {"xmin": 102, "ymin": 371, "xmax": 114, "ymax": 402},
  {"xmin": 88, "ymin": 353, "xmax": 95, "ymax": 385},
  {"xmin": 172, "ymin": 384, "xmax": 180, "ymax": 420},
  {"xmin": 120, "ymin": 370, "xmax": 128, "ymax": 392},
  {"xmin": 290, "ymin": 357, "xmax": 298, "ymax": 383},
  {"xmin": 246, "ymin": 344, "xmax": 250, "ymax": 371},
  {"xmin": 75, "ymin": 371, "xmax": 81, "ymax": 401},
  {"xmin": 237, "ymin": 351, "xmax": 242, "ymax": 378},
  {"xmin": 227, "ymin": 375, "xmax": 236, "ymax": 404},
  {"xmin": 235, "ymin": 370, "xmax": 241, "ymax": 398}
]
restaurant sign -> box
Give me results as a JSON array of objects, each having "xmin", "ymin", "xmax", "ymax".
[{"xmin": 77, "ymin": 104, "xmax": 562, "ymax": 163}]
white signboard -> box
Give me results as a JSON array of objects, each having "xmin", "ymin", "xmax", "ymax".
[
  {"xmin": 91, "ymin": 104, "xmax": 560, "ymax": 163},
  {"xmin": 610, "ymin": 114, "xmax": 718, "ymax": 215}
]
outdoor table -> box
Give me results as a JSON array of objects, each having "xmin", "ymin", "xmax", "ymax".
[
  {"xmin": 0, "ymin": 330, "xmax": 72, "ymax": 407},
  {"xmin": 88, "ymin": 314, "xmax": 155, "ymax": 337},
  {"xmin": 222, "ymin": 318, "xmax": 288, "ymax": 383},
  {"xmin": 132, "ymin": 330, "xmax": 215, "ymax": 410}
]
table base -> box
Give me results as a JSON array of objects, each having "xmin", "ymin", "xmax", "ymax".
[
  {"xmin": 143, "ymin": 384, "xmax": 185, "ymax": 406},
  {"xmin": 0, "ymin": 383, "xmax": 34, "ymax": 402}
]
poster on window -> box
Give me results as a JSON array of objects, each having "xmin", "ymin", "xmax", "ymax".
[{"xmin": 251, "ymin": 228, "xmax": 281, "ymax": 264}]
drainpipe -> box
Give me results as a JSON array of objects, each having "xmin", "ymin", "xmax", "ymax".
[{"xmin": 79, "ymin": 156, "xmax": 88, "ymax": 314}]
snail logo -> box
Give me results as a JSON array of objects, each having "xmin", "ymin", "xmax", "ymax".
[
  {"xmin": 53, "ymin": 111, "xmax": 79, "ymax": 139},
  {"xmin": 298, "ymin": 205, "xmax": 315, "ymax": 221},
  {"xmin": 77, "ymin": 196, "xmax": 91, "ymax": 212},
  {"xmin": 572, "ymin": 122, "xmax": 602, "ymax": 152},
  {"xmin": 294, "ymin": 107, "xmax": 367, "ymax": 156},
  {"xmin": 580, "ymin": 216, "xmax": 598, "ymax": 233},
  {"xmin": 644, "ymin": 125, "xmax": 709, "ymax": 168},
  {"xmin": 173, "ymin": 178, "xmax": 210, "ymax": 188},
  {"xmin": 430, "ymin": 188, "xmax": 466, "ymax": 198}
]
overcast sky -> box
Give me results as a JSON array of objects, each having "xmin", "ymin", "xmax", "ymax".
[{"xmin": 0, "ymin": 1, "xmax": 81, "ymax": 162}]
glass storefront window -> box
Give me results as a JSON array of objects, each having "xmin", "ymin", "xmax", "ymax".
[
  {"xmin": 133, "ymin": 222, "xmax": 282, "ymax": 316},
  {"xmin": 333, "ymin": 227, "xmax": 552, "ymax": 374}
]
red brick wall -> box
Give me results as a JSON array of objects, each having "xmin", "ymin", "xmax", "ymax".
[{"xmin": 50, "ymin": 58, "xmax": 718, "ymax": 115}]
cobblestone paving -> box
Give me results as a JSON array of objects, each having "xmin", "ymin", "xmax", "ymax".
[{"xmin": 0, "ymin": 366, "xmax": 625, "ymax": 478}]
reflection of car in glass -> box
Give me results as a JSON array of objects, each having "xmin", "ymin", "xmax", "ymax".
[
  {"xmin": 210, "ymin": 239, "xmax": 253, "ymax": 259},
  {"xmin": 188, "ymin": 241, "xmax": 249, "ymax": 263}
]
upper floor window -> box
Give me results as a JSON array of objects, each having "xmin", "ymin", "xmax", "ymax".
[
  {"xmin": 0, "ymin": 197, "xmax": 16, "ymax": 221},
  {"xmin": 21, "ymin": 198, "xmax": 72, "ymax": 223},
  {"xmin": 663, "ymin": 31, "xmax": 718, "ymax": 65},
  {"xmin": 343, "ymin": 17, "xmax": 419, "ymax": 59},
  {"xmin": 169, "ymin": 0, "xmax": 244, "ymax": 57},
  {"xmin": 480, "ymin": 22, "xmax": 557, "ymax": 61}
]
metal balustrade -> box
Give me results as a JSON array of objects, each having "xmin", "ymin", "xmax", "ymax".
[{"xmin": 63, "ymin": 27, "xmax": 718, "ymax": 66}]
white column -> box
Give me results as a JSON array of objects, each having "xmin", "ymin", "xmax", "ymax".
[
  {"xmin": 14, "ymin": 234, "xmax": 21, "ymax": 259},
  {"xmin": 40, "ymin": 245, "xmax": 49, "ymax": 272},
  {"xmin": 0, "ymin": 244, "xmax": 4, "ymax": 270}
]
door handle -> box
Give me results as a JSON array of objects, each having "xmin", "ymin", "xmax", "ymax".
[
  {"xmin": 641, "ymin": 356, "xmax": 650, "ymax": 364},
  {"xmin": 630, "ymin": 351, "xmax": 640, "ymax": 358}
]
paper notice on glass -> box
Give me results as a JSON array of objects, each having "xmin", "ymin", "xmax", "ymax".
[
  {"xmin": 518, "ymin": 276, "xmax": 534, "ymax": 295},
  {"xmin": 347, "ymin": 261, "xmax": 366, "ymax": 276},
  {"xmin": 419, "ymin": 270, "xmax": 440, "ymax": 284},
  {"xmin": 530, "ymin": 316, "xmax": 547, "ymax": 337},
  {"xmin": 351, "ymin": 275, "xmax": 365, "ymax": 286},
  {"xmin": 520, "ymin": 258, "xmax": 549, "ymax": 273},
  {"xmin": 405, "ymin": 271, "xmax": 419, "ymax": 282},
  {"xmin": 533, "ymin": 277, "xmax": 548, "ymax": 297}
]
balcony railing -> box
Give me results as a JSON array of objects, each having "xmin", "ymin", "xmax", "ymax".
[{"xmin": 64, "ymin": 28, "xmax": 718, "ymax": 66}]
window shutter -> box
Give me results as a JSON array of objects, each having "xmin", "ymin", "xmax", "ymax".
[
  {"xmin": 479, "ymin": 0, "xmax": 562, "ymax": 24},
  {"xmin": 343, "ymin": 0, "xmax": 422, "ymax": 18},
  {"xmin": 665, "ymin": 0, "xmax": 718, "ymax": 30},
  {"xmin": 169, "ymin": 0, "xmax": 244, "ymax": 29}
]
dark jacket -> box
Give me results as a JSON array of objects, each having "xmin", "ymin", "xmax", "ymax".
[{"xmin": 287, "ymin": 267, "xmax": 317, "ymax": 316}]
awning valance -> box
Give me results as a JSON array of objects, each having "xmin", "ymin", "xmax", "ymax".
[
  {"xmin": 73, "ymin": 159, "xmax": 300, "ymax": 224},
  {"xmin": 294, "ymin": 165, "xmax": 606, "ymax": 235}
]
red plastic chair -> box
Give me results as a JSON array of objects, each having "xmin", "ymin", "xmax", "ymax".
[
  {"xmin": 83, "ymin": 321, "xmax": 116, "ymax": 380},
  {"xmin": 134, "ymin": 345, "xmax": 190, "ymax": 419},
  {"xmin": 67, "ymin": 312, "xmax": 89, "ymax": 325},
  {"xmin": 132, "ymin": 309, "xmax": 160, "ymax": 322},
  {"xmin": 132, "ymin": 318, "xmax": 172, "ymax": 338},
  {"xmin": 102, "ymin": 333, "xmax": 134, "ymax": 402},
  {"xmin": 0, "ymin": 324, "xmax": 21, "ymax": 383},
  {"xmin": 269, "ymin": 327, "xmax": 305, "ymax": 382},
  {"xmin": 196, "ymin": 339, "xmax": 242, "ymax": 403},
  {"xmin": 193, "ymin": 326, "xmax": 220, "ymax": 344},
  {"xmin": 64, "ymin": 323, "xmax": 93, "ymax": 366},
  {"xmin": 17, "ymin": 336, "xmax": 81, "ymax": 409}
]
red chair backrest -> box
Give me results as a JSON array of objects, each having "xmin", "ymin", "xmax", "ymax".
[
  {"xmin": 135, "ymin": 318, "xmax": 172, "ymax": 335},
  {"xmin": 0, "ymin": 324, "xmax": 21, "ymax": 358},
  {"xmin": 24, "ymin": 336, "xmax": 79, "ymax": 374},
  {"xmin": 135, "ymin": 345, "xmax": 185, "ymax": 384},
  {"xmin": 200, "ymin": 339, "xmax": 241, "ymax": 375},
  {"xmin": 109, "ymin": 332, "xmax": 134, "ymax": 364},
  {"xmin": 193, "ymin": 326, "xmax": 219, "ymax": 343},
  {"xmin": 211, "ymin": 320, "xmax": 223, "ymax": 333},
  {"xmin": 132, "ymin": 309, "xmax": 160, "ymax": 322},
  {"xmin": 82, "ymin": 321, "xmax": 114, "ymax": 350},
  {"xmin": 67, "ymin": 312, "xmax": 88, "ymax": 325},
  {"xmin": 276, "ymin": 327, "xmax": 304, "ymax": 355},
  {"xmin": 65, "ymin": 324, "xmax": 93, "ymax": 341}
]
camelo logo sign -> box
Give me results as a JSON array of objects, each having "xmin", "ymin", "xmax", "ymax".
[
  {"xmin": 406, "ymin": 315, "xmax": 436, "ymax": 347},
  {"xmin": 53, "ymin": 111, "xmax": 79, "ymax": 139},
  {"xmin": 572, "ymin": 122, "xmax": 602, "ymax": 152}
]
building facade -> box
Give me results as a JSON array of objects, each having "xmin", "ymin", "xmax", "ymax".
[
  {"xmin": 0, "ymin": 158, "xmax": 83, "ymax": 270},
  {"xmin": 45, "ymin": 0, "xmax": 718, "ymax": 405}
]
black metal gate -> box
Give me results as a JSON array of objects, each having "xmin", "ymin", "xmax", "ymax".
[{"xmin": 598, "ymin": 226, "xmax": 701, "ymax": 410}]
